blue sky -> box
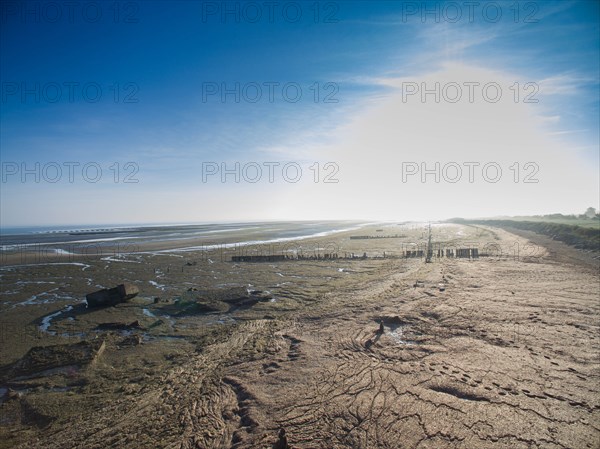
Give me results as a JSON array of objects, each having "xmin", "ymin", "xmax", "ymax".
[{"xmin": 1, "ymin": 1, "xmax": 599, "ymax": 226}]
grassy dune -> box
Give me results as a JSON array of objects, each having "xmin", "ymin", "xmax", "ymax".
[{"xmin": 449, "ymin": 217, "xmax": 600, "ymax": 251}]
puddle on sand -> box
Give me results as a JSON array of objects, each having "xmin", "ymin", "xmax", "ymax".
[
  {"xmin": 388, "ymin": 326, "xmax": 414, "ymax": 345},
  {"xmin": 101, "ymin": 256, "xmax": 141, "ymax": 264},
  {"xmin": 15, "ymin": 290, "xmax": 75, "ymax": 307},
  {"xmin": 16, "ymin": 281, "xmax": 57, "ymax": 285},
  {"xmin": 142, "ymin": 308, "xmax": 157, "ymax": 318},
  {"xmin": 149, "ymin": 280, "xmax": 166, "ymax": 290},
  {"xmin": 0, "ymin": 388, "xmax": 11, "ymax": 406},
  {"xmin": 143, "ymin": 333, "xmax": 188, "ymax": 342},
  {"xmin": 143, "ymin": 308, "xmax": 182, "ymax": 327},
  {"xmin": 203, "ymin": 315, "xmax": 237, "ymax": 326},
  {"xmin": 1, "ymin": 262, "xmax": 91, "ymax": 271},
  {"xmin": 39, "ymin": 305, "xmax": 74, "ymax": 334},
  {"xmin": 1, "ymin": 290, "xmax": 20, "ymax": 295}
]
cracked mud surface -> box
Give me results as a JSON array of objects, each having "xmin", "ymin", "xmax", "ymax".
[{"xmin": 1, "ymin": 224, "xmax": 598, "ymax": 448}]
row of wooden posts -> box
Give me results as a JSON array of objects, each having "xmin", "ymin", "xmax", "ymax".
[
  {"xmin": 405, "ymin": 248, "xmax": 479, "ymax": 258},
  {"xmin": 231, "ymin": 253, "xmax": 366, "ymax": 262},
  {"xmin": 230, "ymin": 248, "xmax": 480, "ymax": 262}
]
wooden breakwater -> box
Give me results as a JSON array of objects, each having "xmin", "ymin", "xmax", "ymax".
[
  {"xmin": 438, "ymin": 248, "xmax": 479, "ymax": 258},
  {"xmin": 232, "ymin": 253, "xmax": 361, "ymax": 262},
  {"xmin": 402, "ymin": 249, "xmax": 478, "ymax": 258},
  {"xmin": 231, "ymin": 248, "xmax": 480, "ymax": 262},
  {"xmin": 349, "ymin": 234, "xmax": 406, "ymax": 240}
]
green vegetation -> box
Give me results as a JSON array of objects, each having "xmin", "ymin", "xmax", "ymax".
[
  {"xmin": 448, "ymin": 216, "xmax": 599, "ymax": 251},
  {"xmin": 498, "ymin": 214, "xmax": 600, "ymax": 229}
]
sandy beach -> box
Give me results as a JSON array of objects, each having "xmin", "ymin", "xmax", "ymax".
[
  {"xmin": 0, "ymin": 222, "xmax": 598, "ymax": 448},
  {"xmin": 3, "ymin": 1, "xmax": 599, "ymax": 447}
]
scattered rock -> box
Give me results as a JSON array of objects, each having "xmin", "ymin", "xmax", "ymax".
[
  {"xmin": 2, "ymin": 339, "xmax": 105, "ymax": 380},
  {"xmin": 187, "ymin": 287, "xmax": 273, "ymax": 308},
  {"xmin": 119, "ymin": 334, "xmax": 143, "ymax": 347},
  {"xmin": 167, "ymin": 296, "xmax": 230, "ymax": 315},
  {"xmin": 96, "ymin": 320, "xmax": 142, "ymax": 331},
  {"xmin": 383, "ymin": 316, "xmax": 403, "ymax": 326},
  {"xmin": 273, "ymin": 428, "xmax": 290, "ymax": 449},
  {"xmin": 6, "ymin": 388, "xmax": 22, "ymax": 401},
  {"xmin": 147, "ymin": 319, "xmax": 165, "ymax": 329},
  {"xmin": 248, "ymin": 290, "xmax": 273, "ymax": 301}
]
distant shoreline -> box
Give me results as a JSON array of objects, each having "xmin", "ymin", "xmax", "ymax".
[{"xmin": 0, "ymin": 221, "xmax": 374, "ymax": 266}]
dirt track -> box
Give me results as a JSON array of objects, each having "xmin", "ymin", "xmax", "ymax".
[{"xmin": 2, "ymin": 225, "xmax": 599, "ymax": 448}]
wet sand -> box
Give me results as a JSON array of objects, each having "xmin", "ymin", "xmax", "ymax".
[{"xmin": 0, "ymin": 223, "xmax": 598, "ymax": 448}]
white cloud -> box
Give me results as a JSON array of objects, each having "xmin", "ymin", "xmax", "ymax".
[
  {"xmin": 257, "ymin": 62, "xmax": 599, "ymax": 221},
  {"xmin": 537, "ymin": 74, "xmax": 591, "ymax": 96}
]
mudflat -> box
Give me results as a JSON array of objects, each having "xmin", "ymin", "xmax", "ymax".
[{"xmin": 0, "ymin": 223, "xmax": 598, "ymax": 448}]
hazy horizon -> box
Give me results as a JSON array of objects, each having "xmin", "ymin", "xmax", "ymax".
[{"xmin": 1, "ymin": 209, "xmax": 597, "ymax": 232}]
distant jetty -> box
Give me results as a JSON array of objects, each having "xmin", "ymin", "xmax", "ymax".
[{"xmin": 349, "ymin": 234, "xmax": 406, "ymax": 240}]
